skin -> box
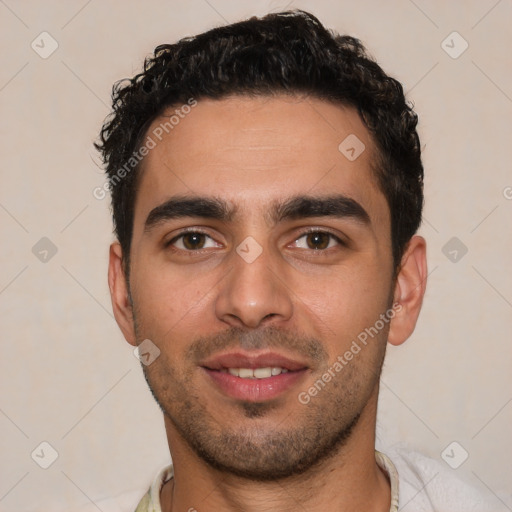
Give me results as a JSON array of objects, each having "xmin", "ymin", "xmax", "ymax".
[{"xmin": 108, "ymin": 95, "xmax": 427, "ymax": 512}]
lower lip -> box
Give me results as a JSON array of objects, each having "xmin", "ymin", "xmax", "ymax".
[{"xmin": 203, "ymin": 368, "xmax": 308, "ymax": 402}]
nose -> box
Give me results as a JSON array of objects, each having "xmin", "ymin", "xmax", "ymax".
[{"xmin": 215, "ymin": 242, "xmax": 293, "ymax": 329}]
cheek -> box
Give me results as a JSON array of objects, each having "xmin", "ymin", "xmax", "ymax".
[
  {"xmin": 131, "ymin": 265, "xmax": 206, "ymax": 339},
  {"xmin": 295, "ymin": 264, "xmax": 392, "ymax": 347}
]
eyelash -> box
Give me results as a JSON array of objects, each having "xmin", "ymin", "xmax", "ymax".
[
  {"xmin": 165, "ymin": 228, "xmax": 219, "ymax": 253},
  {"xmin": 165, "ymin": 228, "xmax": 346, "ymax": 253}
]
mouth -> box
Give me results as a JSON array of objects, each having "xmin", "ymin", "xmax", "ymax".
[
  {"xmin": 220, "ymin": 366, "xmax": 290, "ymax": 378},
  {"xmin": 200, "ymin": 351, "xmax": 309, "ymax": 402}
]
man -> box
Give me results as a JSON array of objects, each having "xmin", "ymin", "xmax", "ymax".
[{"xmin": 95, "ymin": 9, "xmax": 501, "ymax": 512}]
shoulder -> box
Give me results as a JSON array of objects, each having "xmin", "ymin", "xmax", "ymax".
[
  {"xmin": 75, "ymin": 464, "xmax": 173, "ymax": 512},
  {"xmin": 383, "ymin": 443, "xmax": 511, "ymax": 512}
]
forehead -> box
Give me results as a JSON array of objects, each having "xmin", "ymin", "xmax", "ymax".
[{"xmin": 133, "ymin": 95, "xmax": 389, "ymax": 231}]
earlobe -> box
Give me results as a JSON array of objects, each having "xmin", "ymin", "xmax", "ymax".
[
  {"xmin": 387, "ymin": 235, "xmax": 427, "ymax": 346},
  {"xmin": 108, "ymin": 242, "xmax": 137, "ymax": 346}
]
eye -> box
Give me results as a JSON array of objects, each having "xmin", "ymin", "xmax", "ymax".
[
  {"xmin": 292, "ymin": 230, "xmax": 344, "ymax": 251},
  {"xmin": 167, "ymin": 230, "xmax": 221, "ymax": 251}
]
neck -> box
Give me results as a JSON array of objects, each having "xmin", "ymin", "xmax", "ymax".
[{"xmin": 161, "ymin": 394, "xmax": 390, "ymax": 512}]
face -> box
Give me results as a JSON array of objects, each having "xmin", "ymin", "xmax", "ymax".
[{"xmin": 110, "ymin": 95, "xmax": 422, "ymax": 480}]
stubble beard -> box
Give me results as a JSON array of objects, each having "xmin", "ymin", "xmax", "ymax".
[{"xmin": 137, "ymin": 324, "xmax": 386, "ymax": 481}]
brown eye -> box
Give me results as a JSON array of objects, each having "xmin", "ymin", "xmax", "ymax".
[
  {"xmin": 306, "ymin": 232, "xmax": 330, "ymax": 250},
  {"xmin": 168, "ymin": 231, "xmax": 219, "ymax": 251},
  {"xmin": 181, "ymin": 233, "xmax": 206, "ymax": 250},
  {"xmin": 293, "ymin": 231, "xmax": 343, "ymax": 251}
]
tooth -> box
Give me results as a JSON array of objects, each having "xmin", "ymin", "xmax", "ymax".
[
  {"xmin": 238, "ymin": 368, "xmax": 254, "ymax": 378},
  {"xmin": 227, "ymin": 367, "xmax": 290, "ymax": 378},
  {"xmin": 253, "ymin": 367, "xmax": 272, "ymax": 379}
]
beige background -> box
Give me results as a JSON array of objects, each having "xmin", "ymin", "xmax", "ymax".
[{"xmin": 0, "ymin": 0, "xmax": 511, "ymax": 510}]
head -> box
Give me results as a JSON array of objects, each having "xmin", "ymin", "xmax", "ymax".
[{"xmin": 99, "ymin": 10, "xmax": 427, "ymax": 480}]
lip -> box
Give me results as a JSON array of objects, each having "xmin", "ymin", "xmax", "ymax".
[
  {"xmin": 201, "ymin": 350, "xmax": 308, "ymax": 372},
  {"xmin": 200, "ymin": 350, "xmax": 310, "ymax": 402}
]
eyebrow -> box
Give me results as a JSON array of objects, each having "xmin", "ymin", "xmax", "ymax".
[{"xmin": 143, "ymin": 194, "xmax": 371, "ymax": 233}]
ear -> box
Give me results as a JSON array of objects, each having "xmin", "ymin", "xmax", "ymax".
[
  {"xmin": 108, "ymin": 241, "xmax": 137, "ymax": 346},
  {"xmin": 387, "ymin": 235, "xmax": 427, "ymax": 346}
]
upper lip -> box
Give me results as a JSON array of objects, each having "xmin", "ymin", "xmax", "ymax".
[{"xmin": 200, "ymin": 351, "xmax": 309, "ymax": 372}]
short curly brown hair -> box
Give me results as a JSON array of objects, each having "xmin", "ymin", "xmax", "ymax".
[{"xmin": 96, "ymin": 9, "xmax": 423, "ymax": 276}]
